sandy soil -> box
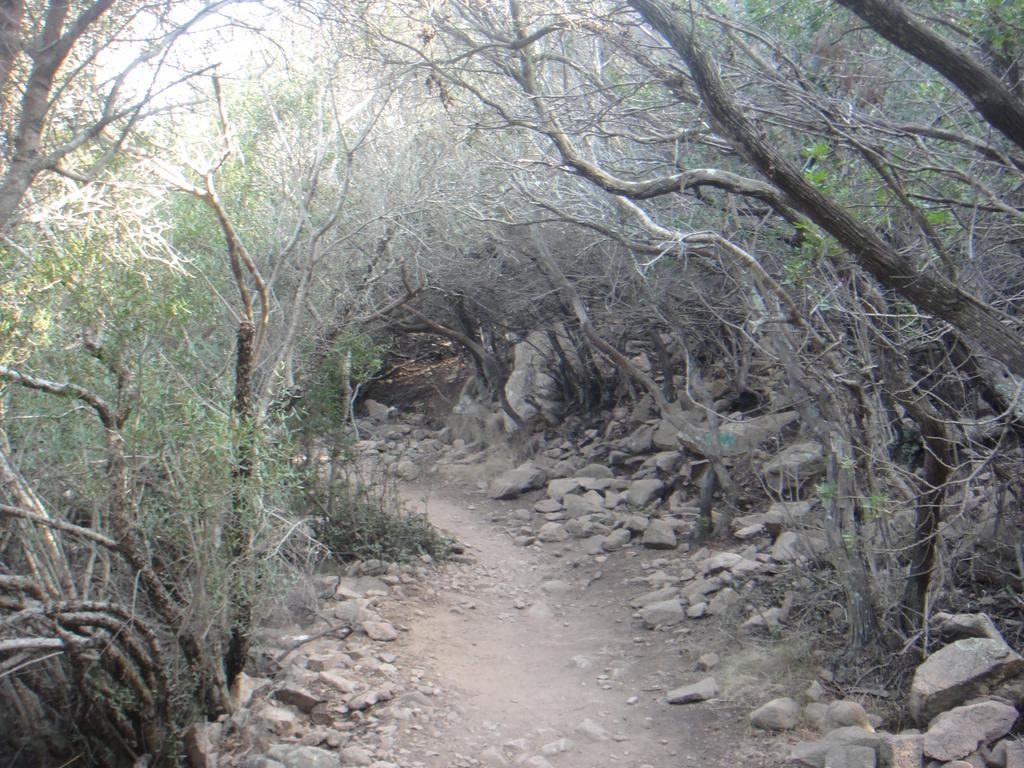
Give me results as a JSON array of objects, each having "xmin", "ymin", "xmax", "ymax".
[{"xmin": 382, "ymin": 472, "xmax": 789, "ymax": 768}]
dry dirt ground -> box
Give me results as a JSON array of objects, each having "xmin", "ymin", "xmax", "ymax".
[{"xmin": 374, "ymin": 465, "xmax": 801, "ymax": 768}]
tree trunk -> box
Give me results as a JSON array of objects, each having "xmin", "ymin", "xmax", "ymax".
[
  {"xmin": 896, "ymin": 392, "xmax": 953, "ymax": 633},
  {"xmin": 225, "ymin": 319, "xmax": 257, "ymax": 693},
  {"xmin": 835, "ymin": 0, "xmax": 1024, "ymax": 152},
  {"xmin": 627, "ymin": 0, "xmax": 1024, "ymax": 377}
]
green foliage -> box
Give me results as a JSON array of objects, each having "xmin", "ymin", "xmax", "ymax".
[
  {"xmin": 309, "ymin": 458, "xmax": 455, "ymax": 563},
  {"xmin": 862, "ymin": 492, "xmax": 891, "ymax": 522},
  {"xmin": 814, "ymin": 479, "xmax": 838, "ymax": 503},
  {"xmin": 296, "ymin": 333, "xmax": 387, "ymax": 435}
]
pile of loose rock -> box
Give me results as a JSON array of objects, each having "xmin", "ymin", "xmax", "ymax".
[
  {"xmin": 732, "ymin": 613, "xmax": 1024, "ymax": 768},
  {"xmin": 186, "ymin": 566, "xmax": 451, "ymax": 768},
  {"xmin": 351, "ymin": 403, "xmax": 1024, "ymax": 768}
]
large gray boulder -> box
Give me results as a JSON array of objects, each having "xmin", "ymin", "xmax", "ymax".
[
  {"xmin": 922, "ymin": 699, "xmax": 1019, "ymax": 761},
  {"xmin": 909, "ymin": 637, "xmax": 1024, "ymax": 724},
  {"xmin": 489, "ymin": 462, "xmax": 549, "ymax": 499},
  {"xmin": 503, "ymin": 329, "xmax": 573, "ymax": 429}
]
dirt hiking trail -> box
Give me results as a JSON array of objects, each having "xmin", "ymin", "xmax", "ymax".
[{"xmin": 385, "ymin": 472, "xmax": 783, "ymax": 768}]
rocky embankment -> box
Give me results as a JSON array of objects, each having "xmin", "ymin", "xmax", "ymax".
[{"xmin": 194, "ymin": 403, "xmax": 1024, "ymax": 768}]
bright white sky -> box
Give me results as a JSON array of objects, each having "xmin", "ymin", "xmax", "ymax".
[{"xmin": 97, "ymin": 0, "xmax": 285, "ymax": 103}]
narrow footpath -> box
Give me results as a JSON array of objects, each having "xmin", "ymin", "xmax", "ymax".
[{"xmin": 382, "ymin": 474, "xmax": 782, "ymax": 768}]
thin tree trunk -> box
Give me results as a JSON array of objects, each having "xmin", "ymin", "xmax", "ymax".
[{"xmin": 225, "ymin": 320, "xmax": 256, "ymax": 692}]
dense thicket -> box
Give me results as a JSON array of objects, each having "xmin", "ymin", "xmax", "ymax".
[{"xmin": 1, "ymin": 0, "xmax": 1022, "ymax": 763}]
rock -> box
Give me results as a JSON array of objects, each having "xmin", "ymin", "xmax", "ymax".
[
  {"xmin": 547, "ymin": 478, "xmax": 582, "ymax": 501},
  {"xmin": 682, "ymin": 410, "xmax": 799, "ymax": 457},
  {"xmin": 575, "ymin": 717, "xmax": 609, "ymax": 741},
  {"xmin": 823, "ymin": 744, "xmax": 876, "ymax": 768},
  {"xmin": 534, "ymin": 498, "xmax": 563, "ymax": 514},
  {"xmin": 537, "ymin": 522, "xmax": 570, "ymax": 542},
  {"xmin": 336, "ymin": 576, "xmax": 390, "ymax": 598},
  {"xmin": 394, "ymin": 459, "xmax": 420, "ymax": 480},
  {"xmin": 989, "ymin": 740, "xmax": 1024, "ymax": 768},
  {"xmin": 681, "ymin": 576, "xmax": 722, "ymax": 600},
  {"xmin": 931, "ymin": 612, "xmax": 1003, "ymax": 642},
  {"xmin": 629, "ymin": 586, "xmax": 680, "ymax": 609},
  {"xmin": 361, "ymin": 621, "xmax": 399, "ymax": 642},
  {"xmin": 741, "ymin": 606, "xmax": 786, "ymax": 631},
  {"xmin": 641, "ymin": 519, "xmax": 678, "ymax": 549},
  {"xmin": 340, "ymin": 746, "xmax": 374, "ymax": 766},
  {"xmin": 909, "ymin": 638, "xmax": 1024, "ymax": 724},
  {"xmin": 565, "ymin": 517, "xmax": 609, "ymax": 538},
  {"xmin": 627, "ymin": 478, "xmax": 665, "ymax": 507},
  {"xmin": 706, "ymin": 587, "xmax": 740, "ymax": 617},
  {"xmin": 765, "ymin": 500, "xmax": 816, "ymax": 536},
  {"xmin": 541, "ymin": 738, "xmax": 573, "ymax": 755},
  {"xmin": 732, "ymin": 512, "xmax": 766, "ymax": 532},
  {"xmin": 806, "ymin": 681, "xmax": 827, "ymax": 702},
  {"xmin": 652, "ymin": 418, "xmax": 683, "ymax": 450},
  {"xmin": 273, "ymin": 685, "xmax": 324, "ymax": 714},
  {"xmin": 333, "ymin": 600, "xmax": 378, "ymax": 624},
  {"xmin": 687, "ymin": 602, "xmax": 707, "ymax": 619},
  {"xmin": 762, "ymin": 441, "xmax": 826, "ymax": 489},
  {"xmin": 704, "ymin": 552, "xmax": 745, "ymax": 573},
  {"xmin": 789, "ymin": 727, "xmax": 881, "ymax": 768},
  {"xmin": 480, "ymin": 746, "xmax": 510, "ymax": 767},
  {"xmin": 666, "ymin": 677, "xmax": 719, "ymax": 704},
  {"xmin": 319, "ymin": 671, "xmax": 358, "ymax": 694},
  {"xmin": 825, "ymin": 701, "xmax": 874, "ymax": 732},
  {"xmin": 879, "ymin": 733, "xmax": 922, "ymax": 768},
  {"xmin": 618, "ymin": 514, "xmax": 649, "ymax": 534},
  {"xmin": 577, "ymin": 463, "xmax": 614, "ymax": 479},
  {"xmin": 640, "ymin": 599, "xmax": 685, "ymax": 628},
  {"xmin": 697, "ymin": 652, "xmax": 720, "ymax": 671},
  {"xmin": 771, "ymin": 531, "xmax": 802, "ymax": 563},
  {"xmin": 653, "ymin": 450, "xmax": 684, "ymax": 472},
  {"xmin": 503, "ymin": 330, "xmax": 572, "ymax": 429},
  {"xmin": 362, "ymin": 399, "xmax": 391, "ymax": 421},
  {"xmin": 239, "ymin": 758, "xmax": 285, "ymax": 768},
  {"xmin": 266, "ymin": 745, "xmax": 341, "ymax": 768},
  {"xmin": 750, "ymin": 697, "xmax": 801, "ymax": 731},
  {"xmin": 184, "ymin": 722, "xmax": 221, "ymax": 768},
  {"xmin": 234, "ymin": 672, "xmax": 273, "ymax": 708},
  {"xmin": 804, "ymin": 702, "xmax": 828, "ymax": 732},
  {"xmin": 624, "ymin": 424, "xmax": 655, "ymax": 454},
  {"xmin": 922, "ymin": 699, "xmax": 1018, "ymax": 761},
  {"xmin": 735, "ymin": 522, "xmax": 767, "ymax": 540},
  {"xmin": 489, "ymin": 462, "xmax": 549, "ymax": 499},
  {"xmin": 564, "ymin": 490, "xmax": 605, "ymax": 517},
  {"xmin": 347, "ymin": 690, "xmax": 380, "ymax": 711},
  {"xmin": 602, "ymin": 528, "xmax": 633, "ymax": 551}
]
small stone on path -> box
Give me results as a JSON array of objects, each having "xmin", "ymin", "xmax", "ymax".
[{"xmin": 666, "ymin": 677, "xmax": 718, "ymax": 704}]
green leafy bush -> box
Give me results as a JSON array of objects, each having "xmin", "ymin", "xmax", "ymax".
[{"xmin": 308, "ymin": 457, "xmax": 455, "ymax": 563}]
